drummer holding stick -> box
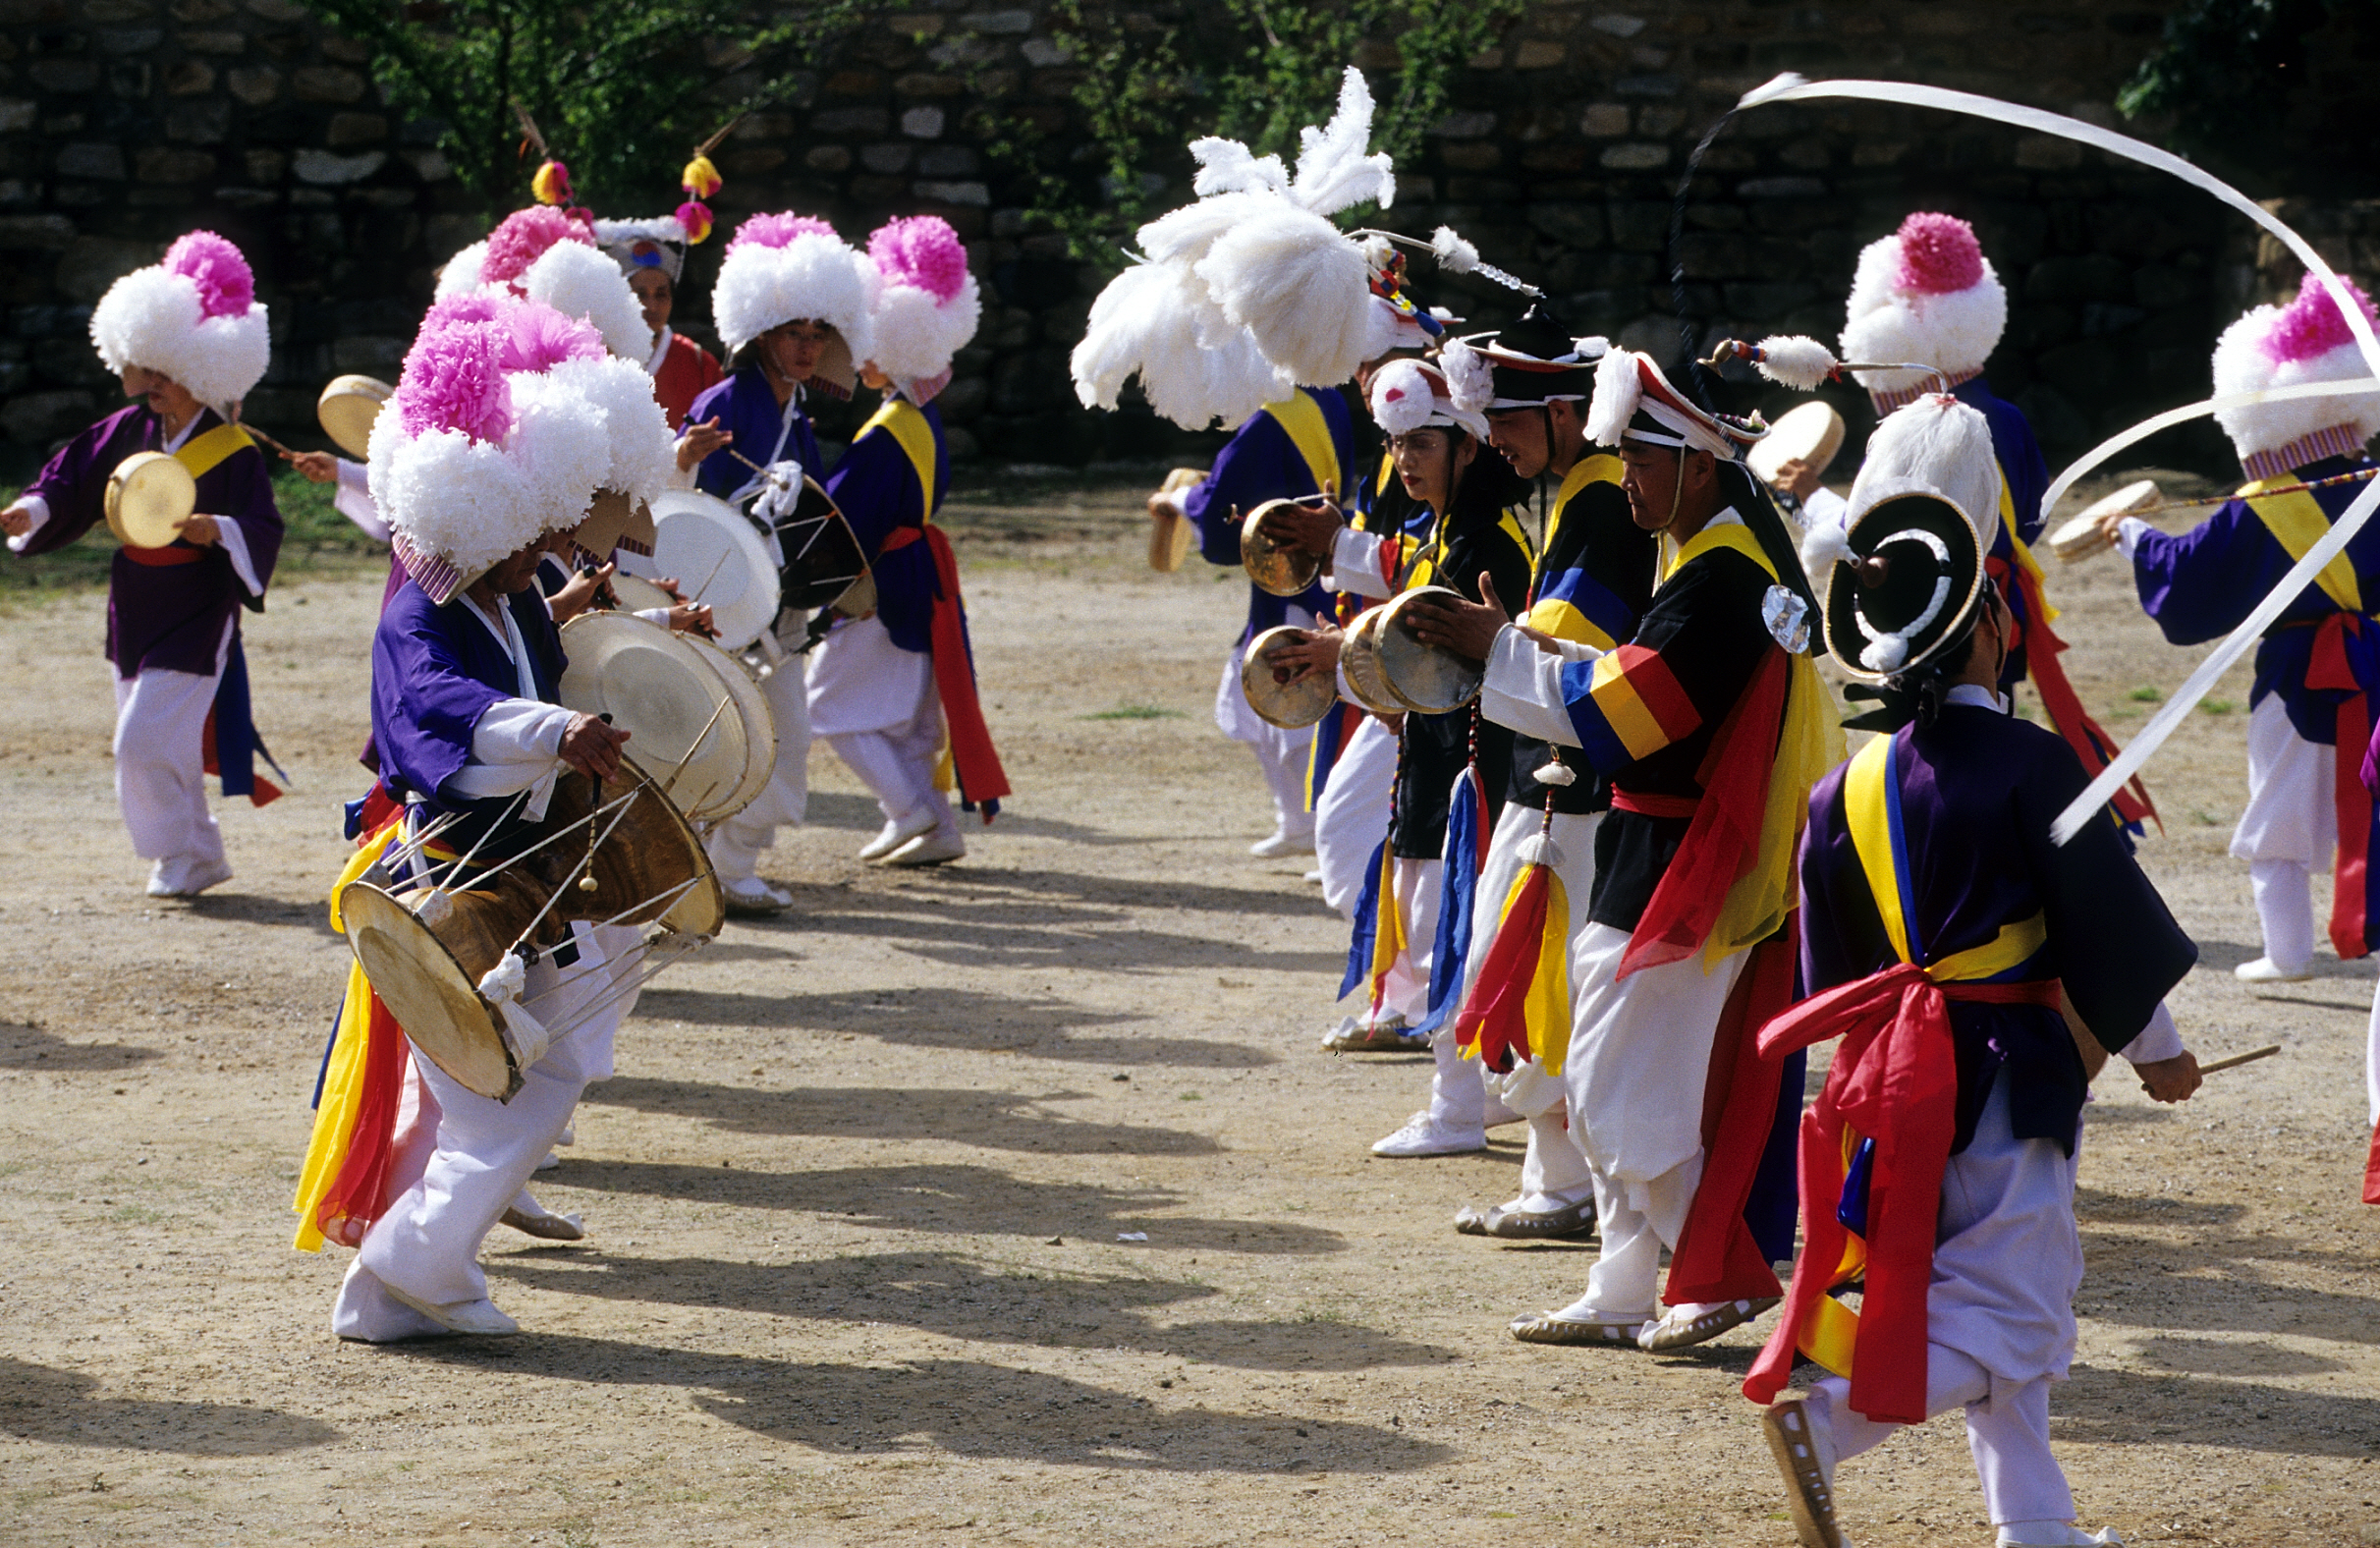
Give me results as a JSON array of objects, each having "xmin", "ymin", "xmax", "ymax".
[{"xmin": 3, "ymin": 231, "xmax": 284, "ymax": 898}]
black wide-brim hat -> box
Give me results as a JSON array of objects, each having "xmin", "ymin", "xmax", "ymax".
[{"xmin": 1822, "ymin": 491, "xmax": 1986, "ymax": 682}]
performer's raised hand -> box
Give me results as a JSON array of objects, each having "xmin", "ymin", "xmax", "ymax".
[
  {"xmin": 1405, "ymin": 571, "xmax": 1510, "ymax": 665},
  {"xmin": 547, "ymin": 561, "xmax": 613, "ymax": 623},
  {"xmin": 675, "ymin": 416, "xmax": 731, "ymax": 473},
  {"xmin": 558, "ymin": 712, "xmax": 632, "ymax": 781},
  {"xmin": 282, "ymin": 449, "xmax": 339, "ymax": 484},
  {"xmin": 667, "ymin": 601, "xmax": 715, "ymax": 636},
  {"xmin": 1265, "ymin": 624, "xmax": 1342, "ymax": 685},
  {"xmin": 1256, "ymin": 494, "xmax": 1345, "ymax": 558},
  {"xmin": 1, "ymin": 503, "xmax": 30, "ymax": 539},
  {"xmin": 1769, "ymin": 456, "xmax": 1823, "ymax": 500},
  {"xmin": 2132, "ymin": 1051, "xmax": 2201, "ymax": 1103},
  {"xmin": 176, "ymin": 514, "xmax": 222, "ymax": 547}
]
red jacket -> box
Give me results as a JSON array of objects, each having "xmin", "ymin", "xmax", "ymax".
[{"xmin": 651, "ymin": 329, "xmax": 724, "ymax": 430}]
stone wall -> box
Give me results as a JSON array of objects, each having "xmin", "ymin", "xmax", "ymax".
[{"xmin": 0, "ymin": 0, "xmax": 2340, "ymax": 477}]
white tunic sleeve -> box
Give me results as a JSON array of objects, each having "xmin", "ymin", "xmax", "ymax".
[
  {"xmin": 333, "ymin": 458, "xmax": 390, "ymax": 543},
  {"xmin": 211, "ymin": 516, "xmax": 264, "ymax": 597},
  {"xmin": 1479, "ymin": 625, "xmax": 1593, "ymax": 746},
  {"xmin": 449, "ymin": 699, "xmax": 575, "ymax": 799},
  {"xmin": 6, "ymin": 493, "xmax": 51, "ymax": 553},
  {"xmin": 1329, "ymin": 526, "xmax": 1396, "ymax": 599},
  {"xmin": 2119, "ymin": 1002, "xmax": 2185, "ymax": 1067}
]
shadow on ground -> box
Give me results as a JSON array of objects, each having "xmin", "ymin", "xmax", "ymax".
[{"xmin": 0, "ymin": 1358, "xmax": 339, "ymax": 1455}]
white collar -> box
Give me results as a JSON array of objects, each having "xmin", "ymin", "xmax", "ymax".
[
  {"xmin": 1944, "ymin": 683, "xmax": 2010, "ymax": 713},
  {"xmin": 643, "ymin": 325, "xmax": 673, "ymax": 376},
  {"xmin": 160, "ymin": 414, "xmax": 202, "ymax": 453}
]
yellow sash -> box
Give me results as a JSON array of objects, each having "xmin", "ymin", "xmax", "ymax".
[
  {"xmin": 1660, "ymin": 518, "xmax": 1774, "ymax": 587},
  {"xmin": 859, "ymin": 398, "xmax": 939, "ymax": 519},
  {"xmin": 1264, "ymin": 391, "xmax": 1342, "ymax": 501},
  {"xmin": 1526, "ymin": 455, "xmax": 1625, "ymax": 644},
  {"xmin": 176, "ymin": 420, "xmax": 254, "ymax": 480},
  {"xmin": 1999, "ymin": 460, "xmax": 2058, "ymax": 624},
  {"xmin": 2242, "ymin": 475, "xmax": 2362, "ymax": 612}
]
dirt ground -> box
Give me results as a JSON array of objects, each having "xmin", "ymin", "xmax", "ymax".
[{"xmin": 1, "ymin": 477, "xmax": 2376, "ymax": 1548}]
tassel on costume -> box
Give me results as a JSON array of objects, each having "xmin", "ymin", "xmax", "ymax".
[
  {"xmin": 291, "ymin": 818, "xmax": 407, "ymax": 1251},
  {"xmin": 1453, "ymin": 823, "xmax": 1571, "ymax": 1075},
  {"xmin": 1411, "ymin": 755, "xmax": 1489, "ymax": 1035}
]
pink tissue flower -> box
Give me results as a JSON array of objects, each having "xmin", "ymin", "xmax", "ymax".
[
  {"xmin": 869, "ymin": 215, "xmax": 969, "ymax": 303},
  {"xmin": 420, "ymin": 294, "xmax": 506, "ymax": 331},
  {"xmin": 2262, "ymin": 270, "xmax": 2380, "ymax": 364},
  {"xmin": 1893, "ymin": 211, "xmax": 1985, "ymax": 296},
  {"xmin": 163, "ymin": 231, "xmax": 254, "ymax": 320},
  {"xmin": 396, "ymin": 318, "xmax": 513, "ymax": 445},
  {"xmin": 500, "ymin": 300, "xmax": 605, "ymax": 373},
  {"xmin": 727, "ymin": 211, "xmax": 839, "ymax": 255},
  {"xmin": 481, "ymin": 205, "xmax": 594, "ymax": 286}
]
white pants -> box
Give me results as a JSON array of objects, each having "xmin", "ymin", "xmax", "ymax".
[
  {"xmin": 705, "ymin": 617, "xmax": 812, "ymax": 885},
  {"xmin": 113, "ymin": 652, "xmax": 228, "ymax": 884},
  {"xmin": 333, "ymin": 924, "xmax": 637, "ymax": 1340},
  {"xmin": 809, "ymin": 615, "xmax": 953, "ymax": 841},
  {"xmin": 1314, "ymin": 714, "xmax": 1397, "ymax": 918},
  {"xmin": 1803, "ymin": 1347, "xmax": 2074, "ymax": 1527},
  {"xmin": 1564, "ymin": 924, "xmax": 1748, "ymax": 1317},
  {"xmin": 1215, "ymin": 641, "xmax": 1316, "ymax": 841},
  {"xmin": 2232, "ymin": 694, "xmax": 2333, "ymax": 968},
  {"xmin": 1425, "ymin": 802, "xmax": 1601, "ymax": 1187},
  {"xmin": 1363, "ymin": 857, "xmax": 1443, "ymax": 1026}
]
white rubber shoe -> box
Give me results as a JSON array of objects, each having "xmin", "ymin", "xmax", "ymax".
[
  {"xmin": 2234, "ymin": 956, "xmax": 2311, "ymax": 983},
  {"xmin": 1370, "ymin": 1110, "xmax": 1488, "ymax": 1157},
  {"xmin": 1249, "ymin": 828, "xmax": 1316, "ymax": 858},
  {"xmin": 883, "ymin": 828, "xmax": 967, "ymax": 867},
  {"xmin": 859, "ymin": 813, "xmax": 938, "ymax": 861}
]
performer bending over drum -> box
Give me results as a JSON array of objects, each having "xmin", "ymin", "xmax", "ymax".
[
  {"xmin": 680, "ymin": 211, "xmax": 877, "ymax": 911},
  {"xmin": 811, "ymin": 217, "xmax": 1010, "ymax": 865},
  {"xmin": 3, "ymin": 231, "xmax": 283, "ymax": 897},
  {"xmin": 1749, "ymin": 394, "xmax": 2201, "ymax": 1548},
  {"xmin": 319, "ymin": 298, "xmax": 676, "ymax": 1340},
  {"xmin": 2103, "ymin": 274, "xmax": 2380, "ymax": 983}
]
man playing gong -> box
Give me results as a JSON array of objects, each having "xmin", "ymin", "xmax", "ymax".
[{"xmin": 3, "ymin": 231, "xmax": 283, "ymax": 898}]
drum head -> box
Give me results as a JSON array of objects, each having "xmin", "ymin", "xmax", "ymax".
[
  {"xmin": 1148, "ymin": 509, "xmax": 1195, "ymax": 574},
  {"xmin": 559, "ymin": 613, "xmax": 750, "ymax": 823},
  {"xmin": 2054, "ymin": 479, "xmax": 2160, "ymax": 563},
  {"xmin": 1376, "ymin": 586, "xmax": 1485, "ymax": 714},
  {"xmin": 339, "ymin": 881, "xmax": 520, "ymax": 1101},
  {"xmin": 104, "ymin": 452, "xmax": 194, "ymax": 549},
  {"xmin": 608, "ymin": 571, "xmax": 677, "ymax": 614},
  {"xmin": 318, "ymin": 374, "xmax": 394, "ymax": 460},
  {"xmin": 1241, "ymin": 625, "xmax": 1335, "ymax": 729},
  {"xmin": 1243, "ymin": 499, "xmax": 1325, "ymax": 597},
  {"xmin": 764, "ymin": 476, "xmax": 870, "ymax": 611},
  {"xmin": 688, "ymin": 636, "xmax": 778, "ymax": 819},
  {"xmin": 1340, "ymin": 606, "xmax": 1404, "ymax": 716},
  {"xmin": 623, "ymin": 489, "xmax": 781, "ymax": 651},
  {"xmin": 1747, "ymin": 400, "xmax": 1847, "ymax": 488}
]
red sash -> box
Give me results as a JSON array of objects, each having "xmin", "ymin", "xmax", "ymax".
[
  {"xmin": 881, "ymin": 524, "xmax": 1011, "ymax": 813},
  {"xmin": 2305, "ymin": 612, "xmax": 2373, "ymax": 958},
  {"xmin": 123, "ymin": 544, "xmax": 202, "ymax": 567},
  {"xmin": 1999, "ymin": 557, "xmax": 2156, "ymax": 831},
  {"xmin": 1741, "ymin": 966, "xmax": 2062, "ymax": 1423}
]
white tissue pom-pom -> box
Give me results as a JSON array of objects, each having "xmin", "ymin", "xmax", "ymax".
[
  {"xmin": 1442, "ymin": 336, "xmax": 1495, "ymax": 415},
  {"xmin": 1583, "ymin": 348, "xmax": 1641, "ymax": 447},
  {"xmin": 1860, "ymin": 634, "xmax": 1910, "ymax": 674},
  {"xmin": 1753, "ymin": 335, "xmax": 1838, "ymax": 392},
  {"xmin": 1799, "ymin": 522, "xmax": 1856, "ymax": 580},
  {"xmin": 1431, "ymin": 226, "xmax": 1480, "ymax": 274},
  {"xmin": 1515, "ymin": 833, "xmax": 1567, "ymax": 870},
  {"xmin": 1531, "ymin": 760, "xmax": 1577, "ymax": 788},
  {"xmin": 477, "ymin": 951, "xmax": 527, "ymax": 1004}
]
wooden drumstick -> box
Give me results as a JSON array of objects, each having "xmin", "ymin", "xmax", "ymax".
[{"xmin": 2197, "ymin": 1043, "xmax": 2281, "ymax": 1076}]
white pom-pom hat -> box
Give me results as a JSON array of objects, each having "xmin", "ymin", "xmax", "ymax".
[
  {"xmin": 2211, "ymin": 270, "xmax": 2380, "ymax": 476},
  {"xmin": 862, "ymin": 215, "xmax": 981, "ymax": 404},
  {"xmin": 521, "ymin": 240, "xmax": 652, "ymax": 362},
  {"xmin": 711, "ymin": 213, "xmax": 875, "ymax": 400},
  {"xmin": 368, "ymin": 296, "xmax": 673, "ymax": 603},
  {"xmin": 88, "ymin": 231, "xmax": 270, "ymax": 411},
  {"xmin": 1821, "ymin": 394, "xmax": 2004, "ymax": 680},
  {"xmin": 1368, "ymin": 358, "xmax": 1488, "ymax": 441},
  {"xmin": 1838, "ymin": 212, "xmax": 2008, "ymax": 400}
]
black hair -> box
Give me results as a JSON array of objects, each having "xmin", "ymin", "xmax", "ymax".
[{"xmin": 1842, "ymin": 611, "xmax": 1987, "ymax": 733}]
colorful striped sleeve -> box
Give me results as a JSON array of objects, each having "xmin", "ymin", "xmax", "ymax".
[
  {"xmin": 1558, "ymin": 642, "xmax": 1703, "ymax": 773},
  {"xmin": 1526, "ymin": 569, "xmax": 1636, "ymax": 651}
]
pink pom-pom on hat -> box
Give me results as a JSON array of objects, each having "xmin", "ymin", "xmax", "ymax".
[
  {"xmin": 727, "ymin": 212, "xmax": 839, "ymax": 255},
  {"xmin": 481, "ymin": 205, "xmax": 593, "ymax": 287},
  {"xmin": 500, "ymin": 299, "xmax": 606, "ymax": 374},
  {"xmin": 395, "ymin": 316, "xmax": 514, "ymax": 446},
  {"xmin": 163, "ymin": 231, "xmax": 254, "ymax": 320},
  {"xmin": 869, "ymin": 215, "xmax": 969, "ymax": 304},
  {"xmin": 2260, "ymin": 269, "xmax": 2379, "ymax": 364},
  {"xmin": 1892, "ymin": 212, "xmax": 1985, "ymax": 297}
]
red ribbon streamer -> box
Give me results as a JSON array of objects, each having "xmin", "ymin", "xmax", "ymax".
[
  {"xmin": 1455, "ymin": 862, "xmax": 1552, "ymax": 1074},
  {"xmin": 2001, "ymin": 560, "xmax": 2156, "ymax": 831},
  {"xmin": 883, "ymin": 525, "xmax": 1011, "ymax": 814},
  {"xmin": 1741, "ymin": 963, "xmax": 2061, "ymax": 1424},
  {"xmin": 2307, "ymin": 612, "xmax": 2371, "ymax": 959}
]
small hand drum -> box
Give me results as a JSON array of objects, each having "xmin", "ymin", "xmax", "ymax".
[
  {"xmin": 1340, "ymin": 605, "xmax": 1405, "ymax": 716},
  {"xmin": 1373, "ymin": 585, "xmax": 1486, "ymax": 714},
  {"xmin": 104, "ymin": 452, "xmax": 195, "ymax": 549},
  {"xmin": 1747, "ymin": 400, "xmax": 1847, "ymax": 491},
  {"xmin": 2050, "ymin": 479, "xmax": 2160, "ymax": 563},
  {"xmin": 317, "ymin": 374, "xmax": 394, "ymax": 460},
  {"xmin": 1148, "ymin": 466, "xmax": 1204, "ymax": 573},
  {"xmin": 622, "ymin": 489, "xmax": 781, "ymax": 651},
  {"xmin": 686, "ymin": 636, "xmax": 778, "ymax": 819},
  {"xmin": 1240, "ymin": 625, "xmax": 1336, "ymax": 729},
  {"xmin": 1242, "ymin": 498, "xmax": 1326, "ymax": 597}
]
